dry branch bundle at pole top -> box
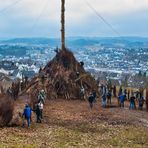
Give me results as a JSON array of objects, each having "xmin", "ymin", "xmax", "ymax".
[{"xmin": 26, "ymin": 49, "xmax": 98, "ymax": 105}]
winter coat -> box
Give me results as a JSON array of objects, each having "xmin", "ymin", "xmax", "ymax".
[
  {"xmin": 119, "ymin": 95, "xmax": 125, "ymax": 103},
  {"xmin": 35, "ymin": 105, "xmax": 41, "ymax": 116},
  {"xmin": 24, "ymin": 106, "xmax": 31, "ymax": 119}
]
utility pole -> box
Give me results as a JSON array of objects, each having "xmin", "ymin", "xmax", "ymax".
[{"xmin": 61, "ymin": 0, "xmax": 65, "ymax": 50}]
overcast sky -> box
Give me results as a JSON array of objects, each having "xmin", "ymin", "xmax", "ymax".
[{"xmin": 0, "ymin": 0, "xmax": 148, "ymax": 38}]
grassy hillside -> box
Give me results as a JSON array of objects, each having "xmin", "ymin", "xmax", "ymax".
[{"xmin": 0, "ymin": 99, "xmax": 148, "ymax": 147}]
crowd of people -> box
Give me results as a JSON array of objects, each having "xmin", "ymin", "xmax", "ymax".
[
  {"xmin": 77, "ymin": 82, "xmax": 148, "ymax": 111},
  {"xmin": 99, "ymin": 84, "xmax": 146, "ymax": 110},
  {"xmin": 21, "ymin": 84, "xmax": 147, "ymax": 127}
]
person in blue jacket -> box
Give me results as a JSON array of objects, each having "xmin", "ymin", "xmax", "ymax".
[
  {"xmin": 119, "ymin": 93, "xmax": 125, "ymax": 107},
  {"xmin": 23, "ymin": 104, "xmax": 32, "ymax": 127}
]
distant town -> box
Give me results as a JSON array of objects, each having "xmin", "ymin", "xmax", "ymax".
[{"xmin": 0, "ymin": 37, "xmax": 147, "ymax": 88}]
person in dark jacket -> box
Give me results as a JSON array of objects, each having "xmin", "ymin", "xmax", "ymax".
[
  {"xmin": 118, "ymin": 86, "xmax": 122, "ymax": 97},
  {"xmin": 129, "ymin": 95, "xmax": 136, "ymax": 109},
  {"xmin": 92, "ymin": 90, "xmax": 97, "ymax": 103},
  {"xmin": 138, "ymin": 96, "xmax": 144, "ymax": 110},
  {"xmin": 35, "ymin": 104, "xmax": 42, "ymax": 123},
  {"xmin": 23, "ymin": 104, "xmax": 32, "ymax": 127},
  {"xmin": 124, "ymin": 89, "xmax": 127, "ymax": 100},
  {"xmin": 88, "ymin": 93, "xmax": 94, "ymax": 109},
  {"xmin": 107, "ymin": 89, "xmax": 112, "ymax": 105},
  {"xmin": 113, "ymin": 85, "xmax": 117, "ymax": 97}
]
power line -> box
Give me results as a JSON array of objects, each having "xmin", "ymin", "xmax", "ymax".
[
  {"xmin": 84, "ymin": 0, "xmax": 121, "ymax": 37},
  {"xmin": 0, "ymin": 0, "xmax": 122, "ymax": 38},
  {"xmin": 84, "ymin": 1, "xmax": 132, "ymax": 72},
  {"xmin": 0, "ymin": 0, "xmax": 24, "ymax": 15},
  {"xmin": 31, "ymin": 0, "xmax": 50, "ymax": 32}
]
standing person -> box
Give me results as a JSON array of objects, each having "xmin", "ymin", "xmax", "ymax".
[
  {"xmin": 7, "ymin": 87, "xmax": 12, "ymax": 98},
  {"xmin": 38, "ymin": 101, "xmax": 44, "ymax": 119},
  {"xmin": 39, "ymin": 69, "xmax": 45, "ymax": 84},
  {"xmin": 113, "ymin": 85, "xmax": 117, "ymax": 97},
  {"xmin": 80, "ymin": 86, "xmax": 85, "ymax": 100},
  {"xmin": 119, "ymin": 93, "xmax": 125, "ymax": 108},
  {"xmin": 23, "ymin": 104, "xmax": 32, "ymax": 127},
  {"xmin": 41, "ymin": 75, "xmax": 45, "ymax": 84},
  {"xmin": 139, "ymin": 88, "xmax": 144, "ymax": 99},
  {"xmin": 127, "ymin": 90, "xmax": 130, "ymax": 100},
  {"xmin": 118, "ymin": 86, "xmax": 123, "ymax": 106},
  {"xmin": 38, "ymin": 89, "xmax": 46, "ymax": 104},
  {"xmin": 135, "ymin": 91, "xmax": 139, "ymax": 101},
  {"xmin": 101, "ymin": 84, "xmax": 107, "ymax": 108},
  {"xmin": 118, "ymin": 86, "xmax": 122, "ymax": 97},
  {"xmin": 107, "ymin": 89, "xmax": 112, "ymax": 105},
  {"xmin": 88, "ymin": 93, "xmax": 94, "ymax": 109},
  {"xmin": 136, "ymin": 91, "xmax": 142, "ymax": 101},
  {"xmin": 92, "ymin": 89, "xmax": 97, "ymax": 103},
  {"xmin": 124, "ymin": 89, "xmax": 127, "ymax": 100},
  {"xmin": 76, "ymin": 71, "xmax": 80, "ymax": 78},
  {"xmin": 35, "ymin": 104, "xmax": 42, "ymax": 123},
  {"xmin": 129, "ymin": 94, "xmax": 136, "ymax": 110},
  {"xmin": 138, "ymin": 96, "xmax": 144, "ymax": 110}
]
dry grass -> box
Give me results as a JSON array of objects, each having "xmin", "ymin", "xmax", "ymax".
[{"xmin": 0, "ymin": 98, "xmax": 148, "ymax": 147}]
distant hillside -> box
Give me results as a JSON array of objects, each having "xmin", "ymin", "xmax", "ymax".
[
  {"xmin": 0, "ymin": 37, "xmax": 148, "ymax": 48},
  {"xmin": 0, "ymin": 38, "xmax": 60, "ymax": 46}
]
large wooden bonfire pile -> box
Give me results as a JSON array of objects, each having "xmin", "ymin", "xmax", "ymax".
[{"xmin": 27, "ymin": 49, "xmax": 98, "ymax": 105}]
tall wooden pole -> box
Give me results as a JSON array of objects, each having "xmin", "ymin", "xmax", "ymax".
[{"xmin": 61, "ymin": 0, "xmax": 65, "ymax": 50}]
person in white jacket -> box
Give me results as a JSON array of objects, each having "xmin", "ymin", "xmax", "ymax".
[{"xmin": 38, "ymin": 101, "xmax": 44, "ymax": 119}]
